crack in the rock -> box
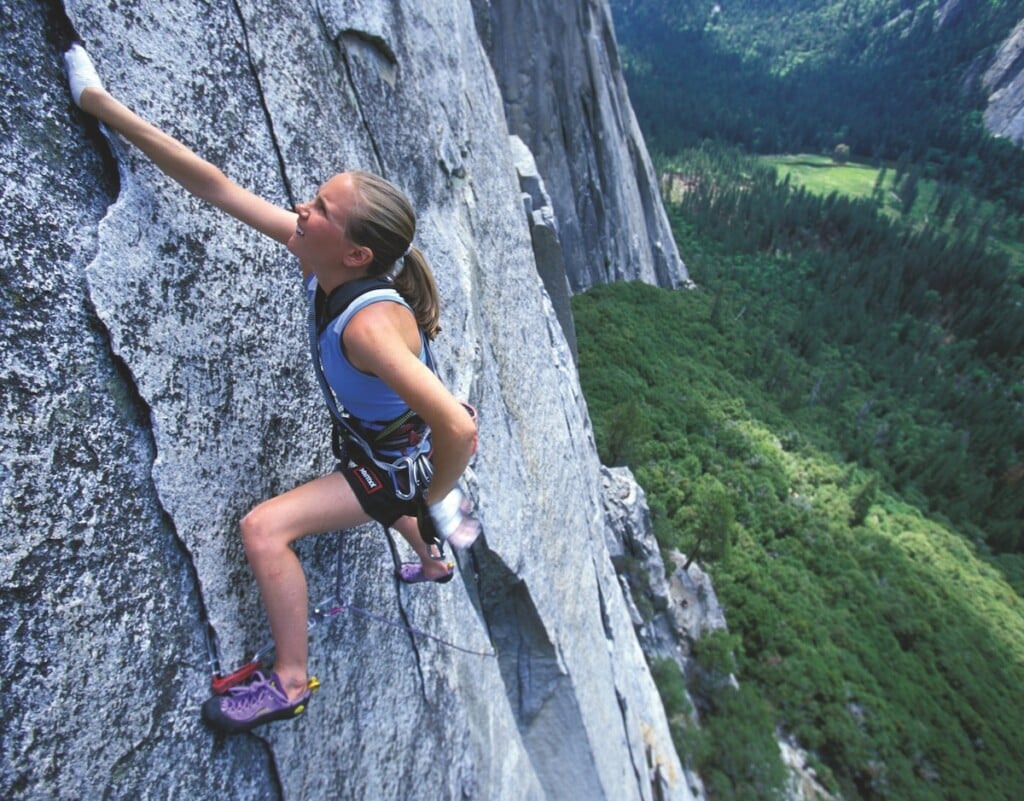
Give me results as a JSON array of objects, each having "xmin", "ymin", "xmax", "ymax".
[
  {"xmin": 72, "ymin": 70, "xmax": 215, "ymax": 713},
  {"xmin": 591, "ymin": 529, "xmax": 675, "ymax": 800},
  {"xmin": 338, "ymin": 50, "xmax": 387, "ymax": 173},
  {"xmin": 65, "ymin": 2, "xmax": 286, "ymax": 785},
  {"xmin": 229, "ymin": 0, "xmax": 296, "ymax": 209},
  {"xmin": 615, "ymin": 688, "xmax": 648, "ymax": 796},
  {"xmin": 590, "ymin": 539, "xmax": 656, "ymax": 798},
  {"xmin": 373, "ymin": 527, "xmax": 429, "ymax": 694},
  {"xmin": 468, "ymin": 537, "xmax": 605, "ymax": 799},
  {"xmin": 591, "ymin": 549, "xmax": 616, "ymax": 643},
  {"xmin": 86, "ymin": 298, "xmax": 282, "ymax": 794},
  {"xmin": 392, "ymin": 589, "xmax": 430, "ymax": 696},
  {"xmin": 394, "ymin": 601, "xmax": 429, "ymax": 697},
  {"xmin": 309, "ymin": 3, "xmax": 388, "ymax": 174}
]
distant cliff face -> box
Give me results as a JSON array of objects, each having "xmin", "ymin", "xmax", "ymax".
[
  {"xmin": 983, "ymin": 16, "xmax": 1024, "ymax": 144},
  {"xmin": 2, "ymin": 1, "xmax": 694, "ymax": 800},
  {"xmin": 472, "ymin": 0, "xmax": 690, "ymax": 292}
]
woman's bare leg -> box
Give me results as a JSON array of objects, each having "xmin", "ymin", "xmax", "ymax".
[{"xmin": 240, "ymin": 471, "xmax": 369, "ymax": 700}]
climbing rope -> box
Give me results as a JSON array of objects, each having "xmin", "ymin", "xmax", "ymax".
[{"xmin": 345, "ymin": 600, "xmax": 494, "ymax": 658}]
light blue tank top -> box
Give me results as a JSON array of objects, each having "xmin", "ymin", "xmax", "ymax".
[{"xmin": 306, "ymin": 275, "xmax": 428, "ymax": 422}]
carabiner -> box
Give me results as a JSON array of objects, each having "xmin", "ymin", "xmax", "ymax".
[{"xmin": 391, "ymin": 455, "xmax": 418, "ymax": 500}]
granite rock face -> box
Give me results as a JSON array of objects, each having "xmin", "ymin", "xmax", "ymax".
[
  {"xmin": 509, "ymin": 135, "xmax": 577, "ymax": 358},
  {"xmin": 473, "ymin": 0, "xmax": 690, "ymax": 292},
  {"xmin": 983, "ymin": 15, "xmax": 1024, "ymax": 144},
  {"xmin": 2, "ymin": 1, "xmax": 696, "ymax": 800}
]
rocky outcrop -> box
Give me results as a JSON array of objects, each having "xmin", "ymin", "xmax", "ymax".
[
  {"xmin": 934, "ymin": 0, "xmax": 975, "ymax": 31},
  {"xmin": 602, "ymin": 466, "xmax": 728, "ymax": 657},
  {"xmin": 983, "ymin": 16, "xmax": 1024, "ymax": 144},
  {"xmin": 2, "ymin": 2, "xmax": 694, "ymax": 800},
  {"xmin": 601, "ymin": 467, "xmax": 839, "ymax": 801},
  {"xmin": 601, "ymin": 466, "xmax": 714, "ymax": 799},
  {"xmin": 510, "ymin": 135, "xmax": 577, "ymax": 358},
  {"xmin": 601, "ymin": 466, "xmax": 726, "ymax": 674},
  {"xmin": 780, "ymin": 739, "xmax": 844, "ymax": 801},
  {"xmin": 472, "ymin": 0, "xmax": 690, "ymax": 292}
]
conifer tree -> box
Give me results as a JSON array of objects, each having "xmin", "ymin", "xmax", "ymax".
[
  {"xmin": 850, "ymin": 475, "xmax": 879, "ymax": 526},
  {"xmin": 682, "ymin": 475, "xmax": 735, "ymax": 569}
]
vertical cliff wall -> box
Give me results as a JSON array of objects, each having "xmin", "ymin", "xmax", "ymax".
[
  {"xmin": 472, "ymin": 0, "xmax": 690, "ymax": 293},
  {"xmin": 2, "ymin": 1, "xmax": 697, "ymax": 800},
  {"xmin": 983, "ymin": 15, "xmax": 1024, "ymax": 144}
]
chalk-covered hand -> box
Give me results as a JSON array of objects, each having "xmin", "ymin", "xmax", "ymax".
[
  {"xmin": 428, "ymin": 487, "xmax": 481, "ymax": 550},
  {"xmin": 63, "ymin": 43, "xmax": 104, "ymax": 107}
]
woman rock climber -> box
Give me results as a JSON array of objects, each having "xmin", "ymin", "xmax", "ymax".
[{"xmin": 64, "ymin": 44, "xmax": 480, "ymax": 733}]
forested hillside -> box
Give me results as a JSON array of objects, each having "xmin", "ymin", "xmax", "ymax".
[
  {"xmin": 574, "ymin": 2, "xmax": 1024, "ymax": 799},
  {"xmin": 573, "ymin": 146, "xmax": 1024, "ymax": 800}
]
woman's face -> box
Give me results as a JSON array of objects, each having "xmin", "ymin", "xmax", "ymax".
[{"xmin": 288, "ymin": 173, "xmax": 369, "ymax": 272}]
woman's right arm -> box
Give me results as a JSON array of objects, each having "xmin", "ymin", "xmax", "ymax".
[{"xmin": 67, "ymin": 47, "xmax": 296, "ymax": 245}]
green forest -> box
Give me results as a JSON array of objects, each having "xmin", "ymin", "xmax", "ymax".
[{"xmin": 571, "ymin": 2, "xmax": 1024, "ymax": 799}]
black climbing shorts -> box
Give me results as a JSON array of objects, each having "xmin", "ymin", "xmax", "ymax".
[{"xmin": 337, "ymin": 450, "xmax": 422, "ymax": 527}]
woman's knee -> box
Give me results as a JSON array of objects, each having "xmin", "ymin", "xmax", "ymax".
[{"xmin": 240, "ymin": 502, "xmax": 288, "ymax": 560}]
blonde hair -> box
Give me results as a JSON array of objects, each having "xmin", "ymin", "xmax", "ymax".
[{"xmin": 345, "ymin": 171, "xmax": 441, "ymax": 338}]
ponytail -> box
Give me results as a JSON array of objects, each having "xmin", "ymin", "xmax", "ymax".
[
  {"xmin": 345, "ymin": 171, "xmax": 442, "ymax": 338},
  {"xmin": 392, "ymin": 247, "xmax": 441, "ymax": 338}
]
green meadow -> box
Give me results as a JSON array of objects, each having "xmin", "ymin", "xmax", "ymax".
[{"xmin": 762, "ymin": 154, "xmax": 1024, "ymax": 266}]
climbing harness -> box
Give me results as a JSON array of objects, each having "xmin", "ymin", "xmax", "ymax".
[
  {"xmin": 207, "ymin": 530, "xmax": 495, "ymax": 695},
  {"xmin": 307, "ymin": 275, "xmax": 478, "ymax": 550},
  {"xmin": 307, "ymin": 276, "xmax": 437, "ymax": 504}
]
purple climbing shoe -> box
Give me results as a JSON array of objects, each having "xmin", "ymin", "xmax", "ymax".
[
  {"xmin": 397, "ymin": 561, "xmax": 455, "ymax": 584},
  {"xmin": 202, "ymin": 671, "xmax": 318, "ymax": 733}
]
